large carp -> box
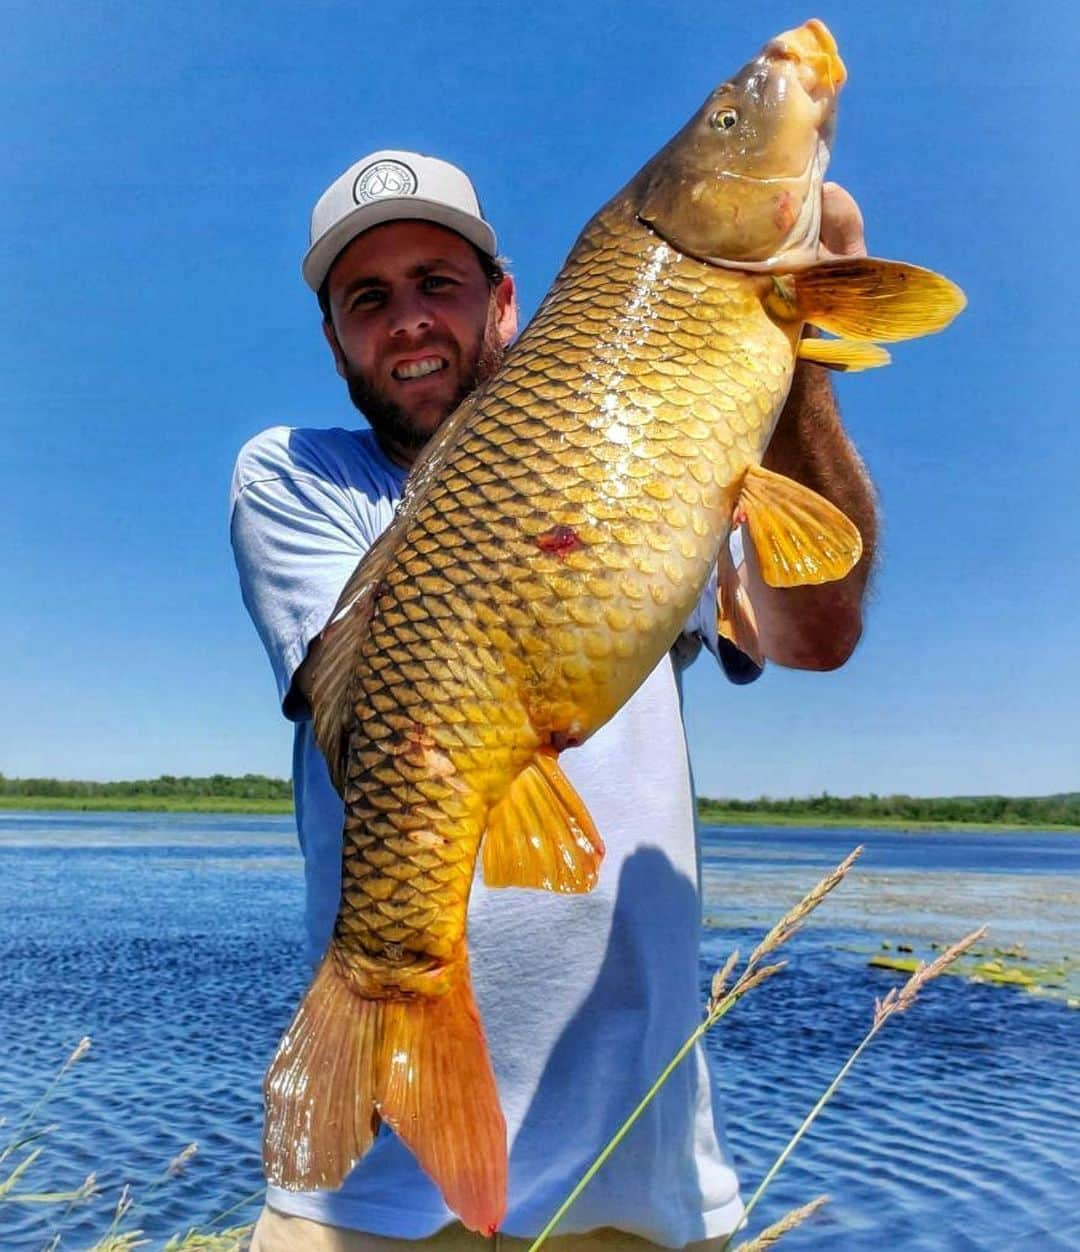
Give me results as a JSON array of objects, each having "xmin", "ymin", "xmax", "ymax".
[{"xmin": 264, "ymin": 18, "xmax": 964, "ymax": 1233}]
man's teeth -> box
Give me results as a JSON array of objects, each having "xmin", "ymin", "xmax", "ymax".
[{"xmin": 393, "ymin": 358, "xmax": 446, "ymax": 380}]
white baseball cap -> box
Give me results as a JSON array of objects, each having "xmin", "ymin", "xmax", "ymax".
[{"xmin": 302, "ymin": 150, "xmax": 498, "ymax": 292}]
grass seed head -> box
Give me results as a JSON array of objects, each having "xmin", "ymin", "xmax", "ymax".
[
  {"xmin": 731, "ymin": 1194, "xmax": 830, "ymax": 1250},
  {"xmin": 872, "ymin": 926, "xmax": 988, "ymax": 1031},
  {"xmin": 708, "ymin": 950, "xmax": 741, "ymax": 1016},
  {"xmin": 168, "ymin": 1143, "xmax": 199, "ymax": 1176},
  {"xmin": 162, "ymin": 1227, "xmax": 254, "ymax": 1251},
  {"xmin": 62, "ymin": 1036, "xmax": 92, "ymax": 1074},
  {"xmin": 115, "ymin": 1182, "xmax": 134, "ymax": 1220},
  {"xmin": 736, "ymin": 961, "xmax": 788, "ymax": 997},
  {"xmin": 747, "ymin": 847, "xmax": 862, "ymax": 970}
]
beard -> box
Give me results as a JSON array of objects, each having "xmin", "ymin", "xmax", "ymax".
[{"xmin": 342, "ymin": 306, "xmax": 508, "ymax": 454}]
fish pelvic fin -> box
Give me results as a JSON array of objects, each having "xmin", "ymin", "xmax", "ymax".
[
  {"xmin": 264, "ymin": 951, "xmax": 507, "ymax": 1236},
  {"xmin": 482, "ymin": 749, "xmax": 604, "ymax": 893},
  {"xmin": 736, "ymin": 463, "xmax": 862, "ymax": 588},
  {"xmin": 770, "ymin": 258, "xmax": 966, "ymax": 342}
]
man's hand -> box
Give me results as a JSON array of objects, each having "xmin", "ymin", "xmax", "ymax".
[
  {"xmin": 820, "ymin": 182, "xmax": 867, "ymax": 260},
  {"xmin": 738, "ymin": 181, "xmax": 877, "ymax": 672}
]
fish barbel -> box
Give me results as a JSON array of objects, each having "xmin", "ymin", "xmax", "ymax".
[{"xmin": 264, "ymin": 18, "xmax": 965, "ymax": 1232}]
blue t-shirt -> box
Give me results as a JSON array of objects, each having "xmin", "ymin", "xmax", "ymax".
[{"xmin": 230, "ymin": 424, "xmax": 752, "ymax": 1246}]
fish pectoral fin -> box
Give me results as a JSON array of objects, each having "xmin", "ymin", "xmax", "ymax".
[
  {"xmin": 796, "ymin": 336, "xmax": 891, "ymax": 372},
  {"xmin": 717, "ymin": 542, "xmax": 764, "ymax": 667},
  {"xmin": 736, "ymin": 464, "xmax": 862, "ymax": 588},
  {"xmin": 264, "ymin": 952, "xmax": 507, "ymax": 1236},
  {"xmin": 777, "ymin": 258, "xmax": 966, "ymax": 342},
  {"xmin": 482, "ymin": 750, "xmax": 604, "ymax": 893}
]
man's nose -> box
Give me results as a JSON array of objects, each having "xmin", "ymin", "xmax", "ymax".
[{"xmin": 388, "ymin": 291, "xmax": 433, "ymax": 337}]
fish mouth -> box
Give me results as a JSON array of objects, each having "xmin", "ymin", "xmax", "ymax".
[
  {"xmin": 765, "ymin": 19, "xmax": 846, "ymax": 103},
  {"xmin": 391, "ymin": 355, "xmax": 449, "ymax": 381}
]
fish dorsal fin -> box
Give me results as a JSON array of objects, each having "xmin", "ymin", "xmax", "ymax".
[
  {"xmin": 306, "ymin": 521, "xmax": 407, "ymax": 796},
  {"xmin": 305, "ymin": 393, "xmax": 488, "ymax": 795},
  {"xmin": 736, "ymin": 463, "xmax": 862, "ymax": 588},
  {"xmin": 716, "ymin": 540, "xmax": 764, "ymax": 667},
  {"xmin": 482, "ymin": 750, "xmax": 604, "ymax": 893},
  {"xmin": 796, "ymin": 337, "xmax": 891, "ymax": 371},
  {"xmin": 771, "ymin": 258, "xmax": 966, "ymax": 342}
]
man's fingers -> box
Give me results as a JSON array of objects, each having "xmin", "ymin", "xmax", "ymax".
[{"xmin": 820, "ymin": 182, "xmax": 867, "ymax": 259}]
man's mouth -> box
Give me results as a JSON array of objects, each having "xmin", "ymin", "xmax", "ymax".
[{"xmin": 392, "ymin": 356, "xmax": 448, "ymax": 381}]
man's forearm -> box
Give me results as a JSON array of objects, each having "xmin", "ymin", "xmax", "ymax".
[{"xmin": 743, "ymin": 358, "xmax": 878, "ymax": 670}]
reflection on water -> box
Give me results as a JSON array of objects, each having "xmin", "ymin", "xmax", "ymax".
[{"xmin": 0, "ymin": 814, "xmax": 1076, "ymax": 1250}]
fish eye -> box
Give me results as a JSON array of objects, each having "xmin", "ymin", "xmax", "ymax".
[{"xmin": 709, "ymin": 108, "xmax": 738, "ymax": 131}]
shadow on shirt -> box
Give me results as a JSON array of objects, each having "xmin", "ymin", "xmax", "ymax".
[{"xmin": 505, "ymin": 845, "xmax": 722, "ymax": 1242}]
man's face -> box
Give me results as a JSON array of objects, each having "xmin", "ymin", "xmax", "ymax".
[{"xmin": 323, "ymin": 220, "xmax": 517, "ymax": 465}]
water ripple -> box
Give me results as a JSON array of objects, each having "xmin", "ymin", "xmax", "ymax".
[{"xmin": 1, "ymin": 816, "xmax": 1076, "ymax": 1249}]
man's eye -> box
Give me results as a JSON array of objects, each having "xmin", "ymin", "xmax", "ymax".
[
  {"xmin": 421, "ymin": 275, "xmax": 454, "ymax": 291},
  {"xmin": 349, "ymin": 290, "xmax": 384, "ymax": 311}
]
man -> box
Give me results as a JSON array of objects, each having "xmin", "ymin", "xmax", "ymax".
[{"xmin": 231, "ymin": 149, "xmax": 874, "ymax": 1251}]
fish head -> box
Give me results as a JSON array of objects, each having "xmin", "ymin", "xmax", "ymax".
[{"xmin": 638, "ymin": 20, "xmax": 846, "ymax": 270}]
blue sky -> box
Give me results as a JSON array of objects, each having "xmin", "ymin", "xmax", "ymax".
[{"xmin": 4, "ymin": 2, "xmax": 1076, "ymax": 798}]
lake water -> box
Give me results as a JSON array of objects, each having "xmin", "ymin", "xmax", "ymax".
[{"xmin": 1, "ymin": 813, "xmax": 1077, "ymax": 1250}]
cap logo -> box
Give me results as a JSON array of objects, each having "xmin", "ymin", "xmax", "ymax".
[{"xmin": 353, "ymin": 159, "xmax": 418, "ymax": 205}]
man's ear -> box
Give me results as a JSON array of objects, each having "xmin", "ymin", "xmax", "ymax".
[
  {"xmin": 322, "ymin": 318, "xmax": 348, "ymax": 379},
  {"xmin": 493, "ymin": 274, "xmax": 519, "ymax": 346}
]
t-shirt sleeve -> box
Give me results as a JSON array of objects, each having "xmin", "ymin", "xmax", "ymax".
[
  {"xmin": 680, "ymin": 527, "xmax": 764, "ymax": 686},
  {"xmin": 229, "ymin": 429, "xmax": 379, "ymax": 718}
]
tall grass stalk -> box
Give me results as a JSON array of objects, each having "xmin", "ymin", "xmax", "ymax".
[
  {"xmin": 2, "ymin": 1037, "xmax": 258, "ymax": 1249},
  {"xmin": 525, "ymin": 848, "xmax": 863, "ymax": 1252},
  {"xmin": 718, "ymin": 925, "xmax": 988, "ymax": 1250},
  {"xmin": 1, "ymin": 1037, "xmax": 97, "ymax": 1211}
]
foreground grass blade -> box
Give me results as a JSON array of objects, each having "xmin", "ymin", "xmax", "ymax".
[
  {"xmin": 526, "ymin": 849, "xmax": 862, "ymax": 1251},
  {"xmin": 719, "ymin": 926, "xmax": 987, "ymax": 1249}
]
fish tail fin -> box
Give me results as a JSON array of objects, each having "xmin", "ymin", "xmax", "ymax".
[
  {"xmin": 263, "ymin": 951, "xmax": 382, "ymax": 1192},
  {"xmin": 379, "ymin": 964, "xmax": 507, "ymax": 1235},
  {"xmin": 263, "ymin": 951, "xmax": 507, "ymax": 1236}
]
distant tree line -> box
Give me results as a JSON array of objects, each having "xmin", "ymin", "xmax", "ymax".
[
  {"xmin": 2, "ymin": 776, "xmax": 1077, "ymax": 825},
  {"xmin": 697, "ymin": 791, "xmax": 1080, "ymax": 826},
  {"xmin": 0, "ymin": 773, "xmax": 293, "ymax": 800}
]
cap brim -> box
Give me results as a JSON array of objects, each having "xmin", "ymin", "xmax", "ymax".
[{"xmin": 302, "ymin": 200, "xmax": 498, "ymax": 292}]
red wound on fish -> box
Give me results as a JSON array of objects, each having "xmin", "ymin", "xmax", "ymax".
[
  {"xmin": 773, "ymin": 190, "xmax": 797, "ymax": 233},
  {"xmin": 536, "ymin": 524, "xmax": 582, "ymax": 558}
]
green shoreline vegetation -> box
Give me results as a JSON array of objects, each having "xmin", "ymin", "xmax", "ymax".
[
  {"xmin": 0, "ymin": 774, "xmax": 294, "ymax": 814},
  {"xmin": 1, "ymin": 775, "xmax": 1077, "ymax": 829}
]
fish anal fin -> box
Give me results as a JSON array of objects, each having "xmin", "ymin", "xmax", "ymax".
[
  {"xmin": 737, "ymin": 463, "xmax": 862, "ymax": 588},
  {"xmin": 717, "ymin": 542, "xmax": 763, "ymax": 668},
  {"xmin": 796, "ymin": 336, "xmax": 891, "ymax": 372},
  {"xmin": 378, "ymin": 966, "xmax": 507, "ymax": 1236},
  {"xmin": 776, "ymin": 258, "xmax": 966, "ymax": 342},
  {"xmin": 264, "ymin": 952, "xmax": 507, "ymax": 1236},
  {"xmin": 482, "ymin": 750, "xmax": 604, "ymax": 893}
]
